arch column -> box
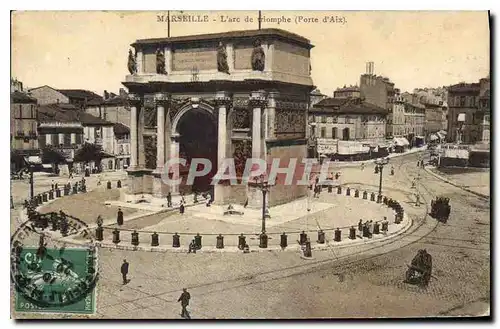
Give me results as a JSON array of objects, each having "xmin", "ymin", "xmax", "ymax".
[
  {"xmin": 249, "ymin": 91, "xmax": 267, "ymax": 159},
  {"xmin": 153, "ymin": 93, "xmax": 169, "ymax": 197},
  {"xmin": 169, "ymin": 133, "xmax": 180, "ymax": 195},
  {"xmin": 127, "ymin": 93, "xmax": 141, "ymax": 170},
  {"xmin": 214, "ymin": 91, "xmax": 232, "ymax": 204}
]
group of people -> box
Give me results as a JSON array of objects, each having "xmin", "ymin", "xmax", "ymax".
[{"xmin": 358, "ymin": 219, "xmax": 378, "ymax": 238}]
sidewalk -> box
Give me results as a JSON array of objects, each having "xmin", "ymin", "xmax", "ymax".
[
  {"xmin": 423, "ymin": 166, "xmax": 490, "ymax": 199},
  {"xmin": 315, "ymin": 145, "xmax": 427, "ymax": 170}
]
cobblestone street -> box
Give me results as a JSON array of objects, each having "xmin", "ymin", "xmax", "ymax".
[{"xmin": 12, "ymin": 152, "xmax": 490, "ymax": 318}]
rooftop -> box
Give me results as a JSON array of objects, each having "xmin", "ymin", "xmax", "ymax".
[
  {"xmin": 57, "ymin": 89, "xmax": 103, "ymax": 101},
  {"xmin": 448, "ymin": 83, "xmax": 480, "ymax": 93},
  {"xmin": 311, "ymin": 98, "xmax": 388, "ymax": 115},
  {"xmin": 11, "ymin": 91, "xmax": 37, "ymax": 104},
  {"xmin": 132, "ymin": 28, "xmax": 313, "ymax": 49},
  {"xmin": 38, "ymin": 103, "xmax": 113, "ymax": 126}
]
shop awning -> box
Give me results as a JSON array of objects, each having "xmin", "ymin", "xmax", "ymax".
[
  {"xmin": 394, "ymin": 137, "xmax": 410, "ymax": 146},
  {"xmin": 416, "ymin": 135, "xmax": 425, "ymax": 139}
]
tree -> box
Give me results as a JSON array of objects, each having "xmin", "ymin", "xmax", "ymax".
[
  {"xmin": 41, "ymin": 146, "xmax": 66, "ymax": 165},
  {"xmin": 74, "ymin": 142, "xmax": 104, "ymax": 166}
]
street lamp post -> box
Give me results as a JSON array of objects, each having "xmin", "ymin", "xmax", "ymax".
[
  {"xmin": 253, "ymin": 175, "xmax": 272, "ymax": 233},
  {"xmin": 373, "ymin": 157, "xmax": 390, "ymax": 196},
  {"xmin": 24, "ymin": 156, "xmax": 41, "ymax": 201}
]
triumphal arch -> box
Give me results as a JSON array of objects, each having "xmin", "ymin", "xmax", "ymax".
[{"xmin": 122, "ymin": 28, "xmax": 314, "ymax": 207}]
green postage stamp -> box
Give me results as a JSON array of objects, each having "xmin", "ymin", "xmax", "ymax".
[{"xmin": 13, "ymin": 247, "xmax": 97, "ymax": 314}]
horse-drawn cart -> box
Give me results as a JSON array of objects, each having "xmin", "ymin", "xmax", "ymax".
[{"xmin": 430, "ymin": 197, "xmax": 451, "ymax": 222}]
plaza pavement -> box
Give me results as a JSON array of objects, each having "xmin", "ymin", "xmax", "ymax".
[{"xmin": 424, "ymin": 167, "xmax": 490, "ymax": 198}]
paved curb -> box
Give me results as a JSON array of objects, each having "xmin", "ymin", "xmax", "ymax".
[
  {"xmin": 423, "ymin": 166, "xmax": 489, "ymax": 199},
  {"xmin": 94, "ymin": 209, "xmax": 413, "ymax": 254},
  {"xmin": 320, "ymin": 146, "xmax": 427, "ymax": 168}
]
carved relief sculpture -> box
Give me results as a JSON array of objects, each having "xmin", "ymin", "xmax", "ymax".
[
  {"xmin": 251, "ymin": 39, "xmax": 265, "ymax": 71},
  {"xmin": 156, "ymin": 48, "xmax": 167, "ymax": 74},
  {"xmin": 217, "ymin": 42, "xmax": 230, "ymax": 74},
  {"xmin": 127, "ymin": 49, "xmax": 137, "ymax": 74},
  {"xmin": 231, "ymin": 108, "xmax": 251, "ymax": 129},
  {"xmin": 233, "ymin": 140, "xmax": 252, "ymax": 179}
]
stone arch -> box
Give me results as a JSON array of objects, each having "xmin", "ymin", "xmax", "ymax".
[{"xmin": 171, "ymin": 101, "xmax": 215, "ymax": 134}]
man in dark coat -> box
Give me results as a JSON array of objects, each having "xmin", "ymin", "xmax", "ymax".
[
  {"xmin": 121, "ymin": 259, "xmax": 129, "ymax": 285},
  {"xmin": 179, "ymin": 203, "xmax": 185, "ymax": 214},
  {"xmin": 178, "ymin": 288, "xmax": 191, "ymax": 318},
  {"xmin": 167, "ymin": 192, "xmax": 172, "ymax": 208},
  {"xmin": 117, "ymin": 207, "xmax": 124, "ymax": 225}
]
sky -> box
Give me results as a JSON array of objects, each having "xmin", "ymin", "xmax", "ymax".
[{"xmin": 11, "ymin": 11, "xmax": 490, "ymax": 97}]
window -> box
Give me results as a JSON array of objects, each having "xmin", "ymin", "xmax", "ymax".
[
  {"xmin": 345, "ymin": 116, "xmax": 352, "ymax": 124},
  {"xmin": 321, "ymin": 116, "xmax": 327, "ymax": 124},
  {"xmin": 63, "ymin": 134, "xmax": 71, "ymax": 147},
  {"xmin": 51, "ymin": 134, "xmax": 58, "ymax": 145},
  {"xmin": 332, "ymin": 127, "xmax": 337, "ymax": 139},
  {"xmin": 460, "ymin": 96, "xmax": 466, "ymax": 107},
  {"xmin": 108, "ymin": 160, "xmax": 113, "ymax": 170},
  {"xmin": 332, "ymin": 116, "xmax": 338, "ymax": 123},
  {"xmin": 342, "ymin": 128, "xmax": 350, "ymax": 141},
  {"xmin": 320, "ymin": 127, "xmax": 326, "ymax": 138},
  {"xmin": 75, "ymin": 134, "xmax": 82, "ymax": 145},
  {"xmin": 309, "ymin": 115, "xmax": 315, "ymax": 123},
  {"xmin": 13, "ymin": 105, "xmax": 21, "ymax": 119}
]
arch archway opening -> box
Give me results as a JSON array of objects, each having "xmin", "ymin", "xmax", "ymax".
[{"xmin": 177, "ymin": 108, "xmax": 218, "ymax": 195}]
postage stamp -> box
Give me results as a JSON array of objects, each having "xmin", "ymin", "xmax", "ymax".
[{"xmin": 11, "ymin": 212, "xmax": 98, "ymax": 315}]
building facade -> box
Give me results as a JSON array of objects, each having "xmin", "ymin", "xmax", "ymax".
[
  {"xmin": 11, "ymin": 86, "xmax": 39, "ymax": 164},
  {"xmin": 29, "ymin": 86, "xmax": 103, "ymax": 108},
  {"xmin": 402, "ymin": 92, "xmax": 425, "ymax": 146},
  {"xmin": 390, "ymin": 90, "xmax": 406, "ymax": 138},
  {"xmin": 446, "ymin": 79, "xmax": 488, "ymax": 144},
  {"xmin": 333, "ymin": 85, "xmax": 360, "ymax": 99},
  {"xmin": 310, "ymin": 97, "xmax": 388, "ymax": 159},
  {"xmin": 123, "ymin": 29, "xmax": 314, "ymax": 207},
  {"xmin": 113, "ymin": 123, "xmax": 131, "ymax": 170}
]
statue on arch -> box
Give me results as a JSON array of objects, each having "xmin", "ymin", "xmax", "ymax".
[
  {"xmin": 251, "ymin": 39, "xmax": 265, "ymax": 71},
  {"xmin": 156, "ymin": 48, "xmax": 166, "ymax": 74},
  {"xmin": 127, "ymin": 49, "xmax": 137, "ymax": 74},
  {"xmin": 217, "ymin": 42, "xmax": 230, "ymax": 74}
]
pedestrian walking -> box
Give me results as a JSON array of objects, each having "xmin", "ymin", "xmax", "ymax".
[
  {"xmin": 358, "ymin": 219, "xmax": 363, "ymax": 235},
  {"xmin": 178, "ymin": 288, "xmax": 191, "ymax": 318},
  {"xmin": 51, "ymin": 180, "xmax": 55, "ymax": 190},
  {"xmin": 361, "ymin": 163, "xmax": 365, "ymax": 171},
  {"xmin": 179, "ymin": 203, "xmax": 185, "ymax": 214},
  {"xmin": 117, "ymin": 207, "xmax": 124, "ymax": 225},
  {"xmin": 121, "ymin": 259, "xmax": 129, "ymax": 285},
  {"xmin": 167, "ymin": 192, "xmax": 172, "ymax": 208},
  {"xmin": 96, "ymin": 215, "xmax": 103, "ymax": 226}
]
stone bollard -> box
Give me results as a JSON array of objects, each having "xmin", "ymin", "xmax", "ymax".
[
  {"xmin": 337, "ymin": 186, "xmax": 342, "ymax": 194},
  {"xmin": 370, "ymin": 192, "xmax": 375, "ymax": 201},
  {"xmin": 131, "ymin": 230, "xmax": 139, "ymax": 246},
  {"xmin": 334, "ymin": 228, "xmax": 341, "ymax": 242},
  {"xmin": 280, "ymin": 233, "xmax": 288, "ymax": 249},
  {"xmin": 151, "ymin": 232, "xmax": 159, "ymax": 247},
  {"xmin": 317, "ymin": 230, "xmax": 325, "ymax": 244},
  {"xmin": 194, "ymin": 233, "xmax": 202, "ymax": 250},
  {"xmin": 49, "ymin": 191, "xmax": 54, "ymax": 200},
  {"xmin": 73, "ymin": 185, "xmax": 78, "ymax": 194},
  {"xmin": 172, "ymin": 233, "xmax": 180, "ymax": 248},
  {"xmin": 64, "ymin": 187, "xmax": 69, "ymax": 196},
  {"xmin": 117, "ymin": 180, "xmax": 122, "ymax": 188},
  {"xmin": 112, "ymin": 229, "xmax": 120, "ymax": 244},
  {"xmin": 299, "ymin": 231, "xmax": 307, "ymax": 245},
  {"xmin": 395, "ymin": 214, "xmax": 402, "ymax": 224},
  {"xmin": 355, "ymin": 189, "xmax": 359, "ymax": 198},
  {"xmin": 259, "ymin": 232, "xmax": 268, "ymax": 248},
  {"xmin": 363, "ymin": 191, "xmax": 368, "ymax": 199},
  {"xmin": 382, "ymin": 221, "xmax": 389, "ymax": 233},
  {"xmin": 346, "ymin": 187, "xmax": 351, "ymax": 196},
  {"xmin": 216, "ymin": 234, "xmax": 224, "ymax": 249},
  {"xmin": 95, "ymin": 224, "xmax": 104, "ymax": 241},
  {"xmin": 374, "ymin": 222, "xmax": 380, "ymax": 235},
  {"xmin": 107, "ymin": 181, "xmax": 112, "ymax": 190},
  {"xmin": 349, "ymin": 226, "xmax": 356, "ymax": 240},
  {"xmin": 238, "ymin": 234, "xmax": 246, "ymax": 250},
  {"xmin": 42, "ymin": 193, "xmax": 48, "ymax": 203},
  {"xmin": 377, "ymin": 194, "xmax": 382, "ymax": 203},
  {"xmin": 328, "ymin": 185, "xmax": 333, "ymax": 193},
  {"xmin": 55, "ymin": 189, "xmax": 61, "ymax": 198}
]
